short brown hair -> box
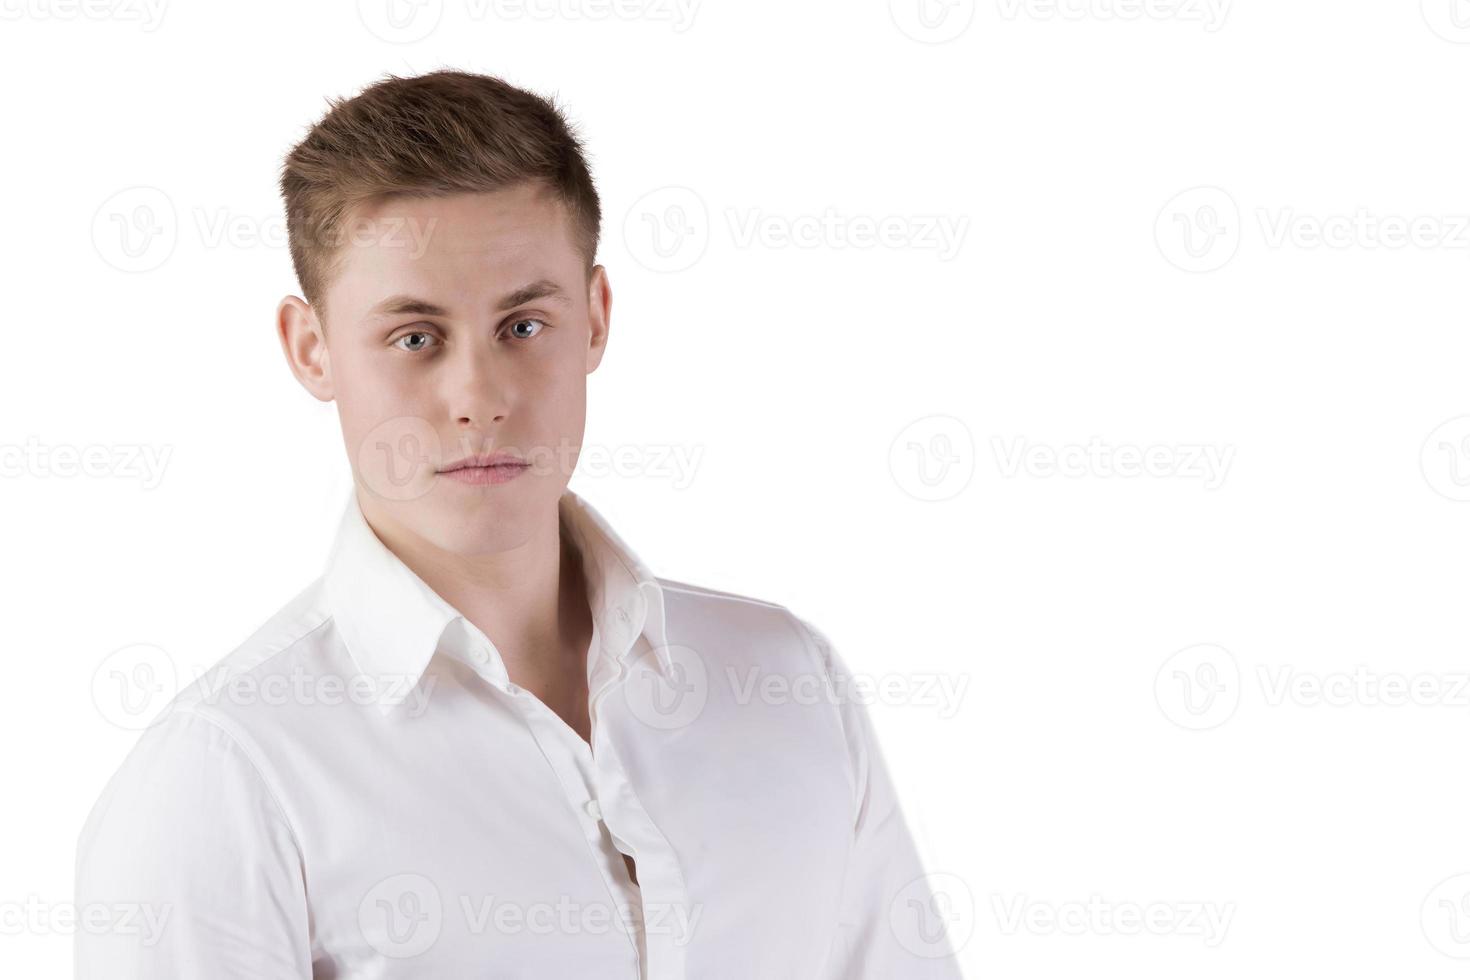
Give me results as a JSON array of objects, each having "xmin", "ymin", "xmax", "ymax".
[{"xmin": 279, "ymin": 69, "xmax": 602, "ymax": 321}]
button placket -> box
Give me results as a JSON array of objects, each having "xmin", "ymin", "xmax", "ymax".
[
  {"xmin": 510, "ymin": 692, "xmax": 644, "ymax": 969},
  {"xmin": 591, "ymin": 751, "xmax": 691, "ymax": 980}
]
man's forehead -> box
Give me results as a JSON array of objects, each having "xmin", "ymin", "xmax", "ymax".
[
  {"xmin": 323, "ymin": 188, "xmax": 582, "ymax": 317},
  {"xmin": 352, "ymin": 186, "xmax": 565, "ymax": 239}
]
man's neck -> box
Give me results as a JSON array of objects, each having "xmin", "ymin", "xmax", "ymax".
[{"xmin": 355, "ymin": 489, "xmax": 596, "ymax": 696}]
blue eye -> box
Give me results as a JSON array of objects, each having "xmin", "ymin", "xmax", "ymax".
[
  {"xmin": 507, "ymin": 318, "xmax": 547, "ymax": 340},
  {"xmin": 392, "ymin": 330, "xmax": 439, "ymax": 353}
]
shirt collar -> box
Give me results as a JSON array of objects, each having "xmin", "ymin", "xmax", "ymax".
[{"xmin": 323, "ymin": 487, "xmax": 671, "ymax": 716}]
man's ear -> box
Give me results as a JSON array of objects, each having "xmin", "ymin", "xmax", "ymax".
[
  {"xmin": 585, "ymin": 264, "xmax": 611, "ymax": 374},
  {"xmin": 277, "ymin": 295, "xmax": 333, "ymax": 402}
]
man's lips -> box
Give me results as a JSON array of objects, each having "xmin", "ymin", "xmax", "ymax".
[
  {"xmin": 437, "ymin": 458, "xmax": 530, "ymax": 486},
  {"xmin": 438, "ymin": 452, "xmax": 528, "ymax": 473},
  {"xmin": 436, "ymin": 451, "xmax": 531, "ymax": 485}
]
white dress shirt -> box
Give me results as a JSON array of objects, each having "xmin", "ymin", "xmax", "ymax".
[{"xmin": 75, "ymin": 488, "xmax": 963, "ymax": 979}]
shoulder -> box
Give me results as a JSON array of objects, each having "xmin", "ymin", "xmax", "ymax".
[
  {"xmin": 76, "ymin": 582, "xmax": 335, "ymax": 875},
  {"xmin": 162, "ymin": 575, "xmax": 340, "ymax": 722},
  {"xmin": 656, "ymin": 575, "xmax": 802, "ymax": 639},
  {"xmin": 653, "ymin": 575, "xmax": 844, "ymax": 680},
  {"xmin": 85, "ymin": 577, "xmax": 341, "ymax": 820}
]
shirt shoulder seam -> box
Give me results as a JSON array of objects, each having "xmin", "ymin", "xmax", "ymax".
[
  {"xmin": 781, "ymin": 611, "xmax": 861, "ymax": 821},
  {"xmin": 180, "ymin": 604, "xmax": 336, "ymax": 700},
  {"xmin": 164, "ymin": 704, "xmax": 307, "ymax": 869}
]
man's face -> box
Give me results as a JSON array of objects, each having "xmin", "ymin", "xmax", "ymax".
[{"xmin": 315, "ymin": 183, "xmax": 607, "ymax": 555}]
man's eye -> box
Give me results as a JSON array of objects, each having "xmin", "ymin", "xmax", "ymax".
[
  {"xmin": 392, "ymin": 331, "xmax": 438, "ymax": 353},
  {"xmin": 506, "ymin": 318, "xmax": 547, "ymax": 340}
]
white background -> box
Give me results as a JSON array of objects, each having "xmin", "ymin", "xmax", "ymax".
[{"xmin": 4, "ymin": 0, "xmax": 1470, "ymax": 976}]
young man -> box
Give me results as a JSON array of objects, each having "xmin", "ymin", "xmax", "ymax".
[{"xmin": 75, "ymin": 70, "xmax": 963, "ymax": 979}]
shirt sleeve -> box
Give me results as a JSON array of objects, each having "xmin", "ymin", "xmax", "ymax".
[
  {"xmin": 795, "ymin": 615, "xmax": 968, "ymax": 980},
  {"xmin": 74, "ymin": 706, "xmax": 312, "ymax": 979}
]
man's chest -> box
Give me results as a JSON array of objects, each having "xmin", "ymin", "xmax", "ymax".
[{"xmin": 279, "ymin": 658, "xmax": 855, "ymax": 979}]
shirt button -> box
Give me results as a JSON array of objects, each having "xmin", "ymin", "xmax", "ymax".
[{"xmin": 584, "ymin": 799, "xmax": 602, "ymax": 820}]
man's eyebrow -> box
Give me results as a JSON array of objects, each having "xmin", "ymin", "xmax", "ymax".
[
  {"xmin": 368, "ymin": 295, "xmax": 450, "ymax": 318},
  {"xmin": 495, "ymin": 278, "xmax": 571, "ymax": 312},
  {"xmin": 366, "ymin": 280, "xmax": 572, "ymax": 321}
]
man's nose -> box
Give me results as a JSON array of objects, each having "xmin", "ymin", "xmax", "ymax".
[{"xmin": 447, "ymin": 349, "xmax": 512, "ymax": 431}]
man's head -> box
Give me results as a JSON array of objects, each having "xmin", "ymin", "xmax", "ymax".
[{"xmin": 275, "ymin": 70, "xmax": 609, "ymax": 556}]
